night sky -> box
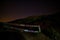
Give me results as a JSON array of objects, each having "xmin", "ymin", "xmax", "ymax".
[{"xmin": 0, "ymin": 0, "xmax": 60, "ymax": 22}]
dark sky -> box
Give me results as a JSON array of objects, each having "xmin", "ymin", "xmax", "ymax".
[{"xmin": 0, "ymin": 0, "xmax": 60, "ymax": 22}]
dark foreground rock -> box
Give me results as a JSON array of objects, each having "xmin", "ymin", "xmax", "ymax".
[{"xmin": 0, "ymin": 31, "xmax": 26, "ymax": 40}]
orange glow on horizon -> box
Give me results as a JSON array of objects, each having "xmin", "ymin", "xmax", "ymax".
[{"xmin": 0, "ymin": 17, "xmax": 17, "ymax": 22}]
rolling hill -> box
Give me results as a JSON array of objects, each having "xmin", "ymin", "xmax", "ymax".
[{"xmin": 0, "ymin": 12, "xmax": 60, "ymax": 40}]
